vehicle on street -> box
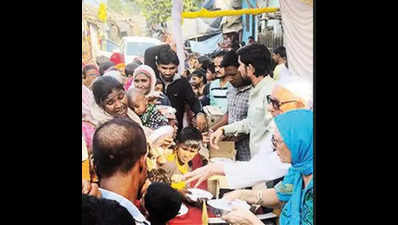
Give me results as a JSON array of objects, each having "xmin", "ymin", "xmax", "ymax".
[{"xmin": 120, "ymin": 36, "xmax": 163, "ymax": 64}]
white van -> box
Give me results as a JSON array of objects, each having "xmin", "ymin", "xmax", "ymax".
[{"xmin": 120, "ymin": 36, "xmax": 163, "ymax": 64}]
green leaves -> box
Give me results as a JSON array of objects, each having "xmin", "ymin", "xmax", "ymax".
[{"xmin": 134, "ymin": 0, "xmax": 202, "ymax": 28}]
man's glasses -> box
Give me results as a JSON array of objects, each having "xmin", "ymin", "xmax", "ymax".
[{"xmin": 266, "ymin": 95, "xmax": 298, "ymax": 110}]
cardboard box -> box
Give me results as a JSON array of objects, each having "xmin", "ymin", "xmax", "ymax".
[
  {"xmin": 203, "ymin": 105, "xmax": 225, "ymax": 127},
  {"xmin": 208, "ymin": 175, "xmax": 229, "ymax": 199},
  {"xmin": 209, "ymin": 141, "xmax": 236, "ymax": 160}
]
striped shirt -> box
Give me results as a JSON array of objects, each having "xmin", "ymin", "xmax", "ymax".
[{"xmin": 209, "ymin": 79, "xmax": 231, "ymax": 114}]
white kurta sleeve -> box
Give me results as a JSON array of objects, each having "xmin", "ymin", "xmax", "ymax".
[{"xmin": 224, "ymin": 137, "xmax": 291, "ymax": 189}]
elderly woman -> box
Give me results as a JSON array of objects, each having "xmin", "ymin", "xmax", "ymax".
[
  {"xmin": 130, "ymin": 64, "xmax": 170, "ymax": 106},
  {"xmin": 124, "ymin": 61, "xmax": 142, "ymax": 91},
  {"xmin": 222, "ymin": 109, "xmax": 313, "ymax": 225},
  {"xmin": 183, "ymin": 76, "xmax": 313, "ymax": 190}
]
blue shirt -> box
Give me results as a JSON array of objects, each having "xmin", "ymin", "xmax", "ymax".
[
  {"xmin": 100, "ymin": 188, "xmax": 150, "ymax": 225},
  {"xmin": 209, "ymin": 79, "xmax": 231, "ymax": 114}
]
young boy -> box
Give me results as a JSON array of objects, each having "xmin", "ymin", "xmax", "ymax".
[
  {"xmin": 160, "ymin": 127, "xmax": 206, "ymax": 189},
  {"xmin": 127, "ymin": 88, "xmax": 169, "ymax": 130}
]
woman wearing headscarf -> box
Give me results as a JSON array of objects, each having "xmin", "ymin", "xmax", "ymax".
[
  {"xmin": 83, "ymin": 76, "xmax": 152, "ymax": 157},
  {"xmin": 88, "ymin": 76, "xmax": 146, "ymax": 129},
  {"xmin": 124, "ymin": 61, "xmax": 142, "ymax": 91},
  {"xmin": 221, "ymin": 109, "xmax": 313, "ymax": 225},
  {"xmin": 130, "ymin": 64, "xmax": 171, "ymax": 106}
]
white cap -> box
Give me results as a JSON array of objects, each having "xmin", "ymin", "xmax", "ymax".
[{"xmin": 276, "ymin": 68, "xmax": 313, "ymax": 109}]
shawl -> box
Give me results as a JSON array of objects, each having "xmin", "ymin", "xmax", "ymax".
[{"xmin": 274, "ymin": 109, "xmax": 313, "ymax": 225}]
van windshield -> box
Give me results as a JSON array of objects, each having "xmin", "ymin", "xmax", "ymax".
[{"xmin": 126, "ymin": 42, "xmax": 158, "ymax": 57}]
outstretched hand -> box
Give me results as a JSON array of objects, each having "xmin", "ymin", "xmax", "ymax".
[
  {"xmin": 195, "ymin": 113, "xmax": 208, "ymax": 132},
  {"xmin": 182, "ymin": 163, "xmax": 225, "ymax": 188},
  {"xmin": 222, "ymin": 206, "xmax": 262, "ymax": 225}
]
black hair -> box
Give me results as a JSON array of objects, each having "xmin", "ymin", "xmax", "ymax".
[
  {"xmin": 197, "ymin": 56, "xmax": 211, "ymax": 70},
  {"xmin": 147, "ymin": 168, "xmax": 171, "ymax": 185},
  {"xmin": 273, "ymin": 46, "xmax": 287, "ymax": 58},
  {"xmin": 93, "ymin": 118, "xmax": 147, "ymax": 180},
  {"xmin": 176, "ymin": 127, "xmax": 202, "ymax": 144},
  {"xmin": 91, "ymin": 76, "xmax": 124, "ymax": 107},
  {"xmin": 96, "ymin": 55, "xmax": 110, "ymax": 67},
  {"xmin": 248, "ymin": 36, "xmax": 254, "ymax": 40},
  {"xmin": 125, "ymin": 62, "xmax": 140, "ymax": 76},
  {"xmin": 82, "ymin": 64, "xmax": 98, "ymax": 79},
  {"xmin": 236, "ymin": 44, "xmax": 272, "ymax": 77},
  {"xmin": 99, "ymin": 61, "xmax": 115, "ymax": 75},
  {"xmin": 213, "ymin": 50, "xmax": 228, "ymax": 59},
  {"xmin": 144, "ymin": 182, "xmax": 182, "ymax": 225},
  {"xmin": 206, "ymin": 62, "xmax": 215, "ymax": 73},
  {"xmin": 220, "ymin": 50, "xmax": 239, "ymax": 68},
  {"xmin": 191, "ymin": 69, "xmax": 207, "ymax": 84},
  {"xmin": 82, "ymin": 194, "xmax": 136, "ymax": 225},
  {"xmin": 184, "ymin": 69, "xmax": 191, "ymax": 81},
  {"xmin": 156, "ymin": 45, "xmax": 179, "ymax": 66}
]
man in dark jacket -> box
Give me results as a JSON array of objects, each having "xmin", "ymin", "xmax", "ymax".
[
  {"xmin": 153, "ymin": 45, "xmax": 207, "ymax": 134},
  {"xmin": 144, "ymin": 44, "xmax": 169, "ymax": 80}
]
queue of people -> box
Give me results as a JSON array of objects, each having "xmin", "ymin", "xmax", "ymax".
[{"xmin": 82, "ymin": 38, "xmax": 313, "ymax": 225}]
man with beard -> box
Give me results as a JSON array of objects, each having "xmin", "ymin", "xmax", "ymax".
[
  {"xmin": 155, "ymin": 45, "xmax": 207, "ymax": 133},
  {"xmin": 92, "ymin": 118, "xmax": 150, "ymax": 225},
  {"xmin": 208, "ymin": 50, "xmax": 231, "ymax": 114},
  {"xmin": 208, "ymin": 50, "xmax": 252, "ymax": 161},
  {"xmin": 209, "ymin": 44, "xmax": 275, "ymax": 158},
  {"xmin": 183, "ymin": 74, "xmax": 312, "ymax": 191}
]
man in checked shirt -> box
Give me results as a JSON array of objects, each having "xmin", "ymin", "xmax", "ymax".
[{"xmin": 207, "ymin": 50, "xmax": 252, "ymax": 161}]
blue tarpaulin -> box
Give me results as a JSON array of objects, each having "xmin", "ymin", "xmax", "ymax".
[{"xmin": 189, "ymin": 33, "xmax": 222, "ymax": 55}]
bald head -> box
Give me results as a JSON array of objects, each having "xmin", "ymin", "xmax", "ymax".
[{"xmin": 93, "ymin": 118, "xmax": 147, "ymax": 179}]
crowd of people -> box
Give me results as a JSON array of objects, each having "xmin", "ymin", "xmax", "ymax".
[{"xmin": 82, "ymin": 32, "xmax": 313, "ymax": 225}]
